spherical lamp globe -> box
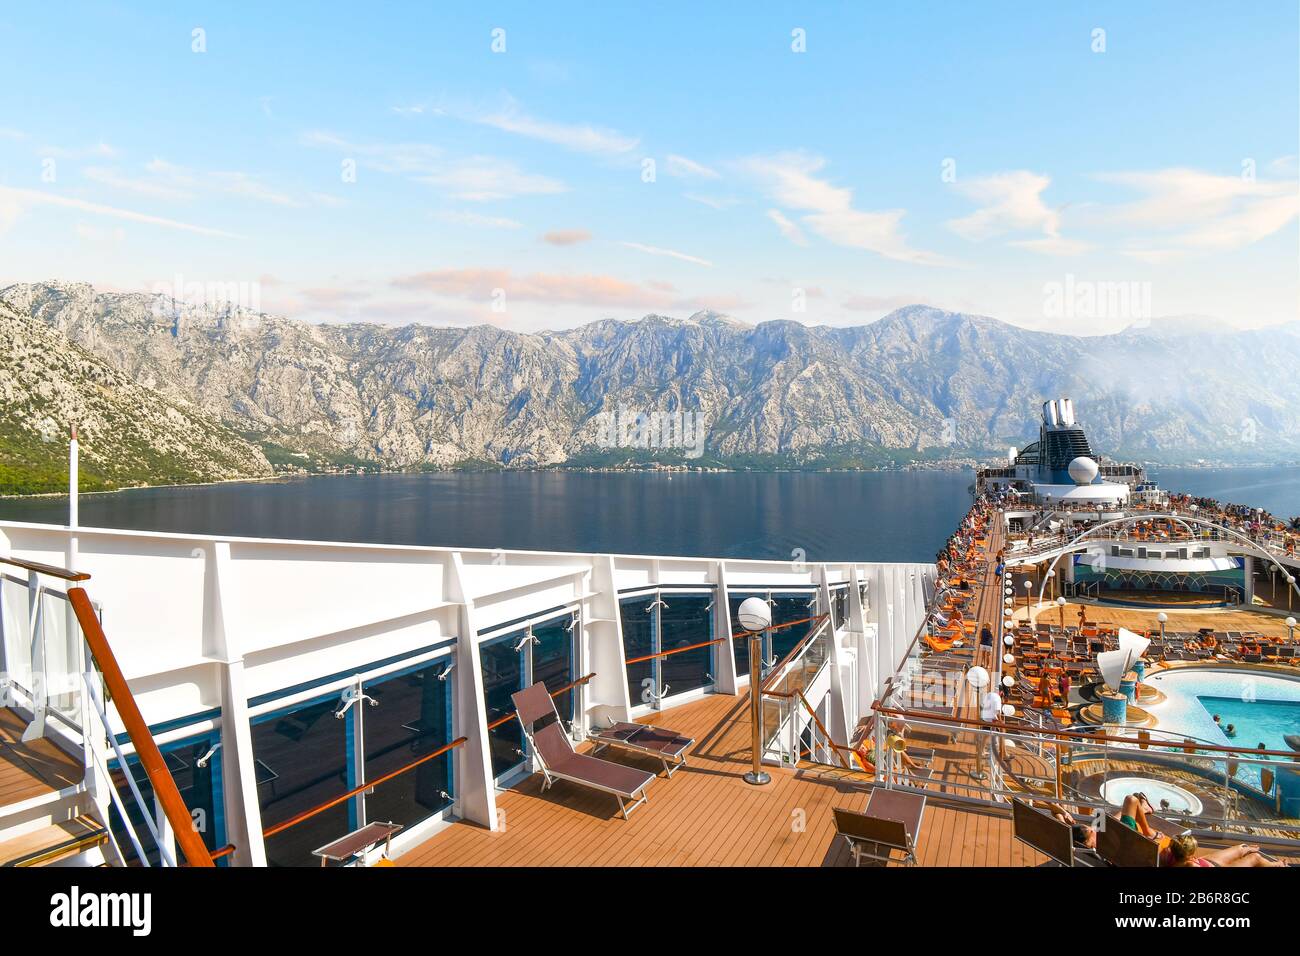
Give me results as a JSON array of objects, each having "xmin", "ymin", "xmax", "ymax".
[{"xmin": 737, "ymin": 596, "xmax": 772, "ymax": 633}]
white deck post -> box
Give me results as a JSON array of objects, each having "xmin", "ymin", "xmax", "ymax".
[
  {"xmin": 447, "ymin": 552, "xmax": 498, "ymax": 830},
  {"xmin": 712, "ymin": 560, "xmax": 739, "ymax": 695}
]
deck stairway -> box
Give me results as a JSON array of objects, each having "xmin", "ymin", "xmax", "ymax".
[{"xmin": 0, "ymin": 554, "xmax": 216, "ymax": 867}]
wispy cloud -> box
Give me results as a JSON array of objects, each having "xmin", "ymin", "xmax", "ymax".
[
  {"xmin": 39, "ymin": 140, "xmax": 116, "ymax": 160},
  {"xmin": 469, "ymin": 99, "xmax": 639, "ymax": 156},
  {"xmin": 541, "ymin": 229, "xmax": 592, "ymax": 245},
  {"xmin": 302, "ymin": 130, "xmax": 566, "ymax": 201},
  {"xmin": 946, "ymin": 170, "xmax": 1086, "ymax": 256},
  {"xmin": 393, "ymin": 267, "xmax": 674, "ymax": 307},
  {"xmin": 1093, "ymin": 167, "xmax": 1299, "ymax": 261},
  {"xmin": 765, "ymin": 209, "xmax": 807, "ymax": 246},
  {"xmin": 0, "ymin": 185, "xmax": 241, "ymax": 238},
  {"xmin": 619, "ymin": 241, "xmax": 713, "ymax": 267},
  {"xmin": 434, "ymin": 210, "xmax": 523, "ymax": 229},
  {"xmin": 683, "ymin": 193, "xmax": 740, "ymax": 210},
  {"xmin": 665, "ymin": 154, "xmax": 719, "ymax": 179},
  {"xmin": 84, "ymin": 159, "xmax": 305, "ymax": 207},
  {"xmin": 742, "ymin": 151, "xmax": 949, "ymax": 266}
]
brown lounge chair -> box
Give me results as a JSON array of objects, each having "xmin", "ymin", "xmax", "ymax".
[
  {"xmin": 1095, "ymin": 814, "xmax": 1167, "ymax": 867},
  {"xmin": 1010, "ymin": 799, "xmax": 1099, "ymax": 868},
  {"xmin": 833, "ymin": 787, "xmax": 927, "ymax": 866},
  {"xmin": 589, "ymin": 721, "xmax": 695, "ymax": 777},
  {"xmin": 511, "ymin": 683, "xmax": 655, "ymax": 820}
]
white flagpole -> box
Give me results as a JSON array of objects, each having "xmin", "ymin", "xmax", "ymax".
[{"xmin": 69, "ymin": 425, "xmax": 79, "ymax": 530}]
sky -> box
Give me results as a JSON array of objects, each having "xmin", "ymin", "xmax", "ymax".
[{"xmin": 0, "ymin": 2, "xmax": 1296, "ymax": 334}]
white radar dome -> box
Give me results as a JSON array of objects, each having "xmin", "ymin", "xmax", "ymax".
[
  {"xmin": 737, "ymin": 596, "xmax": 772, "ymax": 632},
  {"xmin": 1067, "ymin": 456, "xmax": 1099, "ymax": 485}
]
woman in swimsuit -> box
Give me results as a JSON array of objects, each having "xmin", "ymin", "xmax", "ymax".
[{"xmin": 1167, "ymin": 834, "xmax": 1285, "ymax": 867}]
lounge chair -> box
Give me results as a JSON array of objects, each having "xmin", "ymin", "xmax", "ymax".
[
  {"xmin": 588, "ymin": 720, "xmax": 695, "ymax": 777},
  {"xmin": 1095, "ymin": 815, "xmax": 1164, "ymax": 867},
  {"xmin": 1010, "ymin": 799, "xmax": 1102, "ymax": 867},
  {"xmin": 833, "ymin": 787, "xmax": 927, "ymax": 866},
  {"xmin": 511, "ymin": 682, "xmax": 655, "ymax": 820}
]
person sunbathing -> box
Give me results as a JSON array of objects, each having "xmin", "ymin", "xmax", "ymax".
[
  {"xmin": 1118, "ymin": 792, "xmax": 1158, "ymax": 838},
  {"xmin": 1035, "ymin": 801, "xmax": 1098, "ymax": 849},
  {"xmin": 1166, "ymin": 834, "xmax": 1285, "ymax": 868}
]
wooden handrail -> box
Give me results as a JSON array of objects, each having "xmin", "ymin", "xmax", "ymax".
[
  {"xmin": 485, "ymin": 672, "xmax": 595, "ymax": 731},
  {"xmin": 68, "ymin": 586, "xmax": 215, "ymax": 867},
  {"xmin": 625, "ymin": 637, "xmax": 724, "ymax": 665},
  {"xmin": 794, "ymin": 689, "xmax": 851, "ymax": 770},
  {"xmin": 0, "ymin": 554, "xmax": 90, "ymax": 582},
  {"xmin": 263, "ymin": 735, "xmax": 468, "ymax": 839}
]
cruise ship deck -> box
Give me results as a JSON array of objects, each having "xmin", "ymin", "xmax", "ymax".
[{"xmin": 399, "ymin": 690, "xmax": 1050, "ymax": 867}]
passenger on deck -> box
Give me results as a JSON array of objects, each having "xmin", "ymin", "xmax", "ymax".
[
  {"xmin": 1118, "ymin": 793, "xmax": 1159, "ymax": 838},
  {"xmin": 1166, "ymin": 835, "xmax": 1285, "ymax": 868},
  {"xmin": 1036, "ymin": 801, "xmax": 1098, "ymax": 850}
]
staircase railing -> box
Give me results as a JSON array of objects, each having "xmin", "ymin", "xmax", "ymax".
[{"xmin": 0, "ymin": 555, "xmax": 214, "ymax": 867}]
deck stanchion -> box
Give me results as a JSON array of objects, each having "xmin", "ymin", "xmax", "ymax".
[{"xmin": 737, "ymin": 597, "xmax": 772, "ymax": 786}]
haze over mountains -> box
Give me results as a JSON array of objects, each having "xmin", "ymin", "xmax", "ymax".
[{"xmin": 2, "ymin": 281, "xmax": 1297, "ymax": 492}]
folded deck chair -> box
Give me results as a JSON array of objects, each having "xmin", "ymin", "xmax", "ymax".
[
  {"xmin": 588, "ymin": 720, "xmax": 695, "ymax": 777},
  {"xmin": 833, "ymin": 788, "xmax": 927, "ymax": 866},
  {"xmin": 511, "ymin": 682, "xmax": 655, "ymax": 820}
]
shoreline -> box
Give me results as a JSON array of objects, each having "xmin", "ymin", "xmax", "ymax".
[{"xmin": 2, "ymin": 458, "xmax": 1297, "ymax": 503}]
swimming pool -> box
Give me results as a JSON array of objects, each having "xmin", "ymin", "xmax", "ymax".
[{"xmin": 1141, "ymin": 668, "xmax": 1300, "ymax": 789}]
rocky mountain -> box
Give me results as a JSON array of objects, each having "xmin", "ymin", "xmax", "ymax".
[
  {"xmin": 0, "ymin": 298, "xmax": 272, "ymax": 494},
  {"xmin": 2, "ymin": 281, "xmax": 1298, "ymax": 489}
]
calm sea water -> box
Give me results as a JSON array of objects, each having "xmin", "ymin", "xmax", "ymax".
[
  {"xmin": 0, "ymin": 471, "xmax": 971, "ymax": 563},
  {"xmin": 1, "ymin": 467, "xmax": 1296, "ymax": 564},
  {"xmin": 1146, "ymin": 467, "xmax": 1300, "ymax": 519}
]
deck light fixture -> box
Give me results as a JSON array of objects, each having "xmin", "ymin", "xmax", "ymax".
[{"xmin": 737, "ymin": 596, "xmax": 772, "ymax": 786}]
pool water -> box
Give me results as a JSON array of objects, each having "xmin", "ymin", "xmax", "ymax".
[
  {"xmin": 1141, "ymin": 668, "xmax": 1300, "ymax": 790},
  {"xmin": 1101, "ymin": 777, "xmax": 1204, "ymax": 815},
  {"xmin": 1196, "ymin": 695, "xmax": 1300, "ymax": 755}
]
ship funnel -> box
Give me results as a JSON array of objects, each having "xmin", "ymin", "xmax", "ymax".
[
  {"xmin": 1042, "ymin": 400, "xmax": 1059, "ymax": 427},
  {"xmin": 1007, "ymin": 446, "xmax": 1017, "ymax": 464},
  {"xmin": 1059, "ymin": 398, "xmax": 1075, "ymax": 426}
]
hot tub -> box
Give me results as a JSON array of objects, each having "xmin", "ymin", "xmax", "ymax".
[{"xmin": 1101, "ymin": 776, "xmax": 1204, "ymax": 816}]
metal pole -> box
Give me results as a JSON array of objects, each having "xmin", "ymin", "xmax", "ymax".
[{"xmin": 744, "ymin": 631, "xmax": 770, "ymax": 785}]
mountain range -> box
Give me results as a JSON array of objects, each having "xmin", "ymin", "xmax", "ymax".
[{"xmin": 2, "ymin": 280, "xmax": 1298, "ymax": 493}]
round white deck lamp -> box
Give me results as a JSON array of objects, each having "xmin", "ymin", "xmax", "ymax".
[
  {"xmin": 1003, "ymin": 652, "xmax": 1015, "ymax": 664},
  {"xmin": 1286, "ymin": 616, "xmax": 1296, "ymax": 641},
  {"xmin": 1156, "ymin": 610, "xmax": 1167, "ymax": 640}
]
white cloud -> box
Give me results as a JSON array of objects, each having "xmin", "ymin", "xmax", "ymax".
[
  {"xmin": 741, "ymin": 152, "xmax": 949, "ymax": 265},
  {"xmin": 765, "ymin": 208, "xmax": 807, "ymax": 246},
  {"xmin": 434, "ymin": 210, "xmax": 523, "ymax": 229},
  {"xmin": 1095, "ymin": 167, "xmax": 1299, "ymax": 259},
  {"xmin": 0, "ymin": 186, "xmax": 241, "ymax": 238},
  {"xmin": 85, "ymin": 160, "xmax": 303, "ymax": 206},
  {"xmin": 471, "ymin": 101, "xmax": 638, "ymax": 156},
  {"xmin": 302, "ymin": 130, "xmax": 566, "ymax": 201},
  {"xmin": 683, "ymin": 193, "xmax": 740, "ymax": 210},
  {"xmin": 665, "ymin": 154, "xmax": 719, "ymax": 179},
  {"xmin": 619, "ymin": 241, "xmax": 713, "ymax": 267},
  {"xmin": 947, "ymin": 171, "xmax": 1064, "ymax": 241}
]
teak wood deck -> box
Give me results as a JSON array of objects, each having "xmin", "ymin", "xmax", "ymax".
[
  {"xmin": 0, "ymin": 707, "xmax": 82, "ymax": 806},
  {"xmin": 398, "ymin": 691, "xmax": 1049, "ymax": 868}
]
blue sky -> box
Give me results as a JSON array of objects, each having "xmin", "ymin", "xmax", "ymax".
[{"xmin": 0, "ymin": 1, "xmax": 1296, "ymax": 333}]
